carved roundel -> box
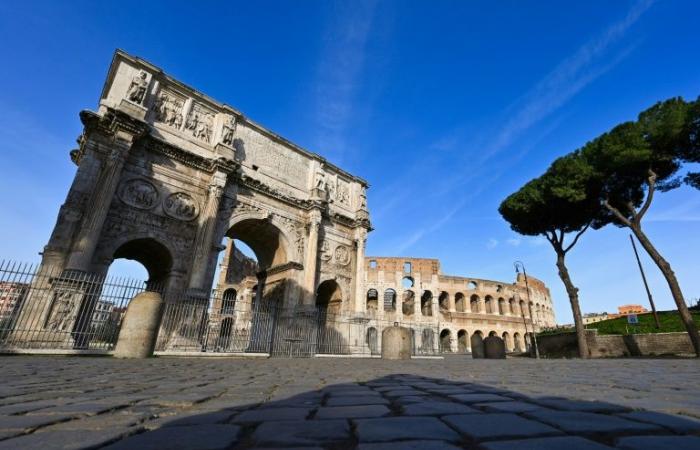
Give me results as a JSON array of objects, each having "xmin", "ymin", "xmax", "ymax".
[
  {"xmin": 334, "ymin": 245, "xmax": 351, "ymax": 266},
  {"xmin": 163, "ymin": 192, "xmax": 199, "ymax": 221},
  {"xmin": 118, "ymin": 179, "xmax": 159, "ymax": 210}
]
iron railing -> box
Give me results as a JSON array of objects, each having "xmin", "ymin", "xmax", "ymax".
[
  {"xmin": 0, "ymin": 260, "xmax": 443, "ymax": 357},
  {"xmin": 0, "ymin": 260, "xmax": 154, "ymax": 351}
]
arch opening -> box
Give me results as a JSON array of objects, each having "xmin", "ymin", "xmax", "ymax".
[
  {"xmin": 439, "ymin": 329, "xmax": 452, "ymax": 353},
  {"xmin": 471, "ymin": 330, "xmax": 484, "ymax": 358},
  {"xmin": 111, "ymin": 238, "xmax": 173, "ymax": 288},
  {"xmin": 457, "ymin": 329, "xmax": 468, "ymax": 353},
  {"xmin": 421, "ymin": 291, "xmax": 433, "ymax": 316},
  {"xmin": 402, "ymin": 290, "xmax": 415, "ymax": 316},
  {"xmin": 455, "ymin": 293, "xmax": 465, "ymax": 312}
]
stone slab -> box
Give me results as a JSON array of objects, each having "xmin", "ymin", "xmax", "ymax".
[
  {"xmin": 443, "ymin": 413, "xmax": 563, "ymax": 441},
  {"xmin": 354, "ymin": 417, "xmax": 461, "ymax": 442}
]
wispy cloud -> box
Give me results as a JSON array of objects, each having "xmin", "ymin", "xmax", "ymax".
[
  {"xmin": 384, "ymin": 0, "xmax": 654, "ymax": 252},
  {"xmin": 506, "ymin": 238, "xmax": 521, "ymax": 247},
  {"xmin": 480, "ymin": 0, "xmax": 654, "ymax": 161},
  {"xmin": 313, "ymin": 0, "xmax": 378, "ymax": 164},
  {"xmin": 486, "ymin": 238, "xmax": 499, "ymax": 250}
]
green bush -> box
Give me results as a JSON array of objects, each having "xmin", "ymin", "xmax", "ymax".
[{"xmin": 587, "ymin": 311, "xmax": 700, "ymax": 335}]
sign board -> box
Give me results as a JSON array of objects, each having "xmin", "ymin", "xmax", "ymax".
[{"xmin": 627, "ymin": 314, "xmax": 639, "ymax": 325}]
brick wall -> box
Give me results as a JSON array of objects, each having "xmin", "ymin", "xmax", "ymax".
[{"xmin": 537, "ymin": 330, "xmax": 694, "ymax": 358}]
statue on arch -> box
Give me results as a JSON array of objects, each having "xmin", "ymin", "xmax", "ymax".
[{"xmin": 126, "ymin": 71, "xmax": 149, "ymax": 104}]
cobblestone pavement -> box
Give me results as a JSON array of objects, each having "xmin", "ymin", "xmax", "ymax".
[{"xmin": 0, "ymin": 355, "xmax": 699, "ymax": 449}]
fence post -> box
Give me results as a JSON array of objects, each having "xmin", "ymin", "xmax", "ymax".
[{"xmin": 114, "ymin": 291, "xmax": 164, "ymax": 358}]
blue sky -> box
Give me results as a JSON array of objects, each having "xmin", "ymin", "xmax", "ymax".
[{"xmin": 1, "ymin": 0, "xmax": 699, "ymax": 323}]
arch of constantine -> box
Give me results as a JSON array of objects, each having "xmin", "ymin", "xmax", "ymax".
[{"xmin": 6, "ymin": 50, "xmax": 556, "ymax": 355}]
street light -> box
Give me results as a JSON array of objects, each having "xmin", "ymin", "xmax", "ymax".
[{"xmin": 514, "ymin": 261, "xmax": 540, "ymax": 359}]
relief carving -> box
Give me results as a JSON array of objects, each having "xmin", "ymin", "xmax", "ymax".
[
  {"xmin": 221, "ymin": 116, "xmax": 236, "ymax": 146},
  {"xmin": 186, "ymin": 103, "xmax": 215, "ymax": 144},
  {"xmin": 118, "ymin": 179, "xmax": 160, "ymax": 210},
  {"xmin": 334, "ymin": 245, "xmax": 351, "ymax": 266},
  {"xmin": 163, "ymin": 192, "xmax": 199, "ymax": 221},
  {"xmin": 336, "ymin": 181, "xmax": 350, "ymax": 205},
  {"xmin": 153, "ymin": 90, "xmax": 185, "ymax": 129},
  {"xmin": 320, "ymin": 240, "xmax": 332, "ymax": 261},
  {"xmin": 126, "ymin": 71, "xmax": 149, "ymax": 105}
]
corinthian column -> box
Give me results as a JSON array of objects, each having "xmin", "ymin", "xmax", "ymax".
[
  {"xmin": 354, "ymin": 230, "xmax": 367, "ymax": 313},
  {"xmin": 303, "ymin": 210, "xmax": 322, "ymax": 304},
  {"xmin": 65, "ymin": 131, "xmax": 135, "ymax": 272},
  {"xmin": 188, "ymin": 170, "xmax": 228, "ymax": 291}
]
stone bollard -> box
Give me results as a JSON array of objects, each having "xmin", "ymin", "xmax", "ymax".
[
  {"xmin": 381, "ymin": 326, "xmax": 411, "ymax": 360},
  {"xmin": 113, "ymin": 291, "xmax": 164, "ymax": 358},
  {"xmin": 483, "ymin": 336, "xmax": 506, "ymax": 359}
]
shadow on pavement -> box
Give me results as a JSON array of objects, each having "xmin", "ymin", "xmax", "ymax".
[{"xmin": 3, "ymin": 372, "xmax": 698, "ymax": 450}]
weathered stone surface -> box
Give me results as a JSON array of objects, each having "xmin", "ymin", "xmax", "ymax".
[
  {"xmin": 480, "ymin": 436, "xmax": 615, "ymax": 450},
  {"xmin": 354, "ymin": 417, "xmax": 461, "ymax": 442},
  {"xmin": 113, "ymin": 292, "xmax": 163, "ymax": 359},
  {"xmin": 443, "ymin": 413, "xmax": 563, "ymax": 441},
  {"xmin": 314, "ymin": 405, "xmax": 390, "ymax": 419},
  {"xmin": 484, "ymin": 336, "xmax": 507, "ymax": 359},
  {"xmin": 402, "ymin": 400, "xmax": 479, "ymax": 416},
  {"xmin": 101, "ymin": 424, "xmax": 240, "ymax": 450},
  {"xmin": 357, "ymin": 441, "xmax": 463, "ymax": 450},
  {"xmin": 617, "ymin": 410, "xmax": 700, "ymax": 434},
  {"xmin": 615, "ymin": 435, "xmax": 700, "ymax": 450},
  {"xmin": 381, "ymin": 326, "xmax": 412, "ymax": 360},
  {"xmin": 232, "ymin": 407, "xmax": 313, "ymax": 423},
  {"xmin": 474, "ymin": 401, "xmax": 544, "ymax": 413},
  {"xmin": 251, "ymin": 420, "xmax": 350, "ymax": 446},
  {"xmin": 525, "ymin": 410, "xmax": 663, "ymax": 435}
]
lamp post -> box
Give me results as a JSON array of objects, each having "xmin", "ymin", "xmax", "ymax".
[{"xmin": 514, "ymin": 261, "xmax": 540, "ymax": 359}]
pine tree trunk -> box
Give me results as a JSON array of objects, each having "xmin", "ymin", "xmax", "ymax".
[
  {"xmin": 629, "ymin": 223, "xmax": 700, "ymax": 357},
  {"xmin": 555, "ymin": 251, "xmax": 590, "ymax": 358}
]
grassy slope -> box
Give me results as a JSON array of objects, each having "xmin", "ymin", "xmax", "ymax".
[{"xmin": 586, "ymin": 310, "xmax": 700, "ymax": 335}]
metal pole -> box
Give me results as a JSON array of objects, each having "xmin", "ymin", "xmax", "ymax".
[
  {"xmin": 515, "ymin": 261, "xmax": 539, "ymax": 359},
  {"xmin": 629, "ymin": 234, "xmax": 660, "ymax": 329}
]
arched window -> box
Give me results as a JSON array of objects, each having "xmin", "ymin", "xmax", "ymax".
[
  {"xmin": 439, "ymin": 291, "xmax": 450, "ymax": 312},
  {"xmin": 457, "ymin": 329, "xmax": 468, "ymax": 353},
  {"xmin": 402, "ymin": 290, "xmax": 415, "ymax": 316},
  {"xmin": 455, "ymin": 293, "xmax": 465, "ymax": 312},
  {"xmin": 471, "ymin": 330, "xmax": 484, "ymax": 358},
  {"xmin": 367, "ymin": 327, "xmax": 379, "ymax": 355},
  {"xmin": 366, "ymin": 289, "xmax": 378, "ymax": 311},
  {"xmin": 439, "ymin": 329, "xmax": 452, "ymax": 353},
  {"xmin": 421, "ymin": 291, "xmax": 433, "ymax": 316},
  {"xmin": 384, "ymin": 289, "xmax": 396, "ymax": 312},
  {"xmin": 402, "ymin": 276, "xmax": 414, "ymax": 288},
  {"xmin": 467, "ymin": 281, "xmax": 478, "ymax": 290},
  {"xmin": 508, "ymin": 298, "xmax": 515, "ymax": 314},
  {"xmin": 470, "ymin": 294, "xmax": 480, "ymax": 313},
  {"xmin": 221, "ymin": 288, "xmax": 237, "ymax": 315},
  {"xmin": 513, "ymin": 332, "xmax": 522, "ymax": 352},
  {"xmin": 421, "ymin": 328, "xmax": 435, "ymax": 354},
  {"xmin": 488, "ymin": 330, "xmax": 498, "ymax": 337},
  {"xmin": 485, "ymin": 296, "xmax": 493, "ymax": 314},
  {"xmin": 498, "ymin": 297, "xmax": 505, "ymax": 315},
  {"xmin": 502, "ymin": 331, "xmax": 512, "ymax": 352}
]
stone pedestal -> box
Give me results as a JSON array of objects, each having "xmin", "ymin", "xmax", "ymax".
[
  {"xmin": 114, "ymin": 292, "xmax": 164, "ymax": 358},
  {"xmin": 381, "ymin": 326, "xmax": 411, "ymax": 360},
  {"xmin": 484, "ymin": 336, "xmax": 506, "ymax": 359}
]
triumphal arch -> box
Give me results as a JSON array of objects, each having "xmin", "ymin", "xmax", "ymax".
[
  {"xmin": 34, "ymin": 50, "xmax": 370, "ymax": 325},
  {"xmin": 10, "ymin": 50, "xmax": 556, "ymax": 355}
]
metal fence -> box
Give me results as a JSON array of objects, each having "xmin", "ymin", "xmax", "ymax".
[
  {"xmin": 0, "ymin": 260, "xmax": 153, "ymax": 351},
  {"xmin": 0, "ymin": 261, "xmax": 442, "ymax": 357}
]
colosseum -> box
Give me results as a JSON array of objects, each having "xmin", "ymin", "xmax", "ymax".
[{"xmin": 211, "ymin": 242, "xmax": 556, "ymax": 357}]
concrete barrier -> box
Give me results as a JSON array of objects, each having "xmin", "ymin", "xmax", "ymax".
[
  {"xmin": 113, "ymin": 291, "xmax": 164, "ymax": 358},
  {"xmin": 381, "ymin": 326, "xmax": 411, "ymax": 360},
  {"xmin": 484, "ymin": 336, "xmax": 506, "ymax": 359}
]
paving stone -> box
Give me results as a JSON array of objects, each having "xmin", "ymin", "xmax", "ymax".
[
  {"xmin": 0, "ymin": 414, "xmax": 76, "ymax": 431},
  {"xmin": 449, "ymin": 393, "xmax": 511, "ymax": 403},
  {"xmin": 252, "ymin": 419, "xmax": 350, "ymax": 446},
  {"xmin": 618, "ymin": 411, "xmax": 700, "ymax": 434},
  {"xmin": 394, "ymin": 395, "xmax": 430, "ymax": 405},
  {"xmin": 354, "ymin": 417, "xmax": 461, "ymax": 442},
  {"xmin": 0, "ymin": 427, "xmax": 140, "ymax": 450},
  {"xmin": 102, "ymin": 424, "xmax": 240, "ymax": 450},
  {"xmin": 233, "ymin": 406, "xmax": 313, "ymax": 423},
  {"xmin": 326, "ymin": 396, "xmax": 389, "ymax": 406},
  {"xmin": 314, "ymin": 404, "xmax": 390, "ymax": 419},
  {"xmin": 480, "ymin": 436, "xmax": 615, "ymax": 450},
  {"xmin": 443, "ymin": 413, "xmax": 563, "ymax": 441},
  {"xmin": 160, "ymin": 410, "xmax": 237, "ymax": 426},
  {"xmin": 616, "ymin": 435, "xmax": 700, "ymax": 450},
  {"xmin": 532, "ymin": 397, "xmax": 630, "ymax": 413},
  {"xmin": 0, "ymin": 400, "xmax": 63, "ymax": 415},
  {"xmin": 357, "ymin": 440, "xmax": 463, "ymax": 450},
  {"xmin": 525, "ymin": 410, "xmax": 663, "ymax": 435},
  {"xmin": 40, "ymin": 412, "xmax": 146, "ymax": 431},
  {"xmin": 425, "ymin": 387, "xmax": 476, "ymax": 395},
  {"xmin": 27, "ymin": 402, "xmax": 121, "ymax": 416},
  {"xmin": 402, "ymin": 400, "xmax": 480, "ymax": 416},
  {"xmin": 474, "ymin": 401, "xmax": 545, "ymax": 413},
  {"xmin": 382, "ymin": 389, "xmax": 425, "ymax": 397}
]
